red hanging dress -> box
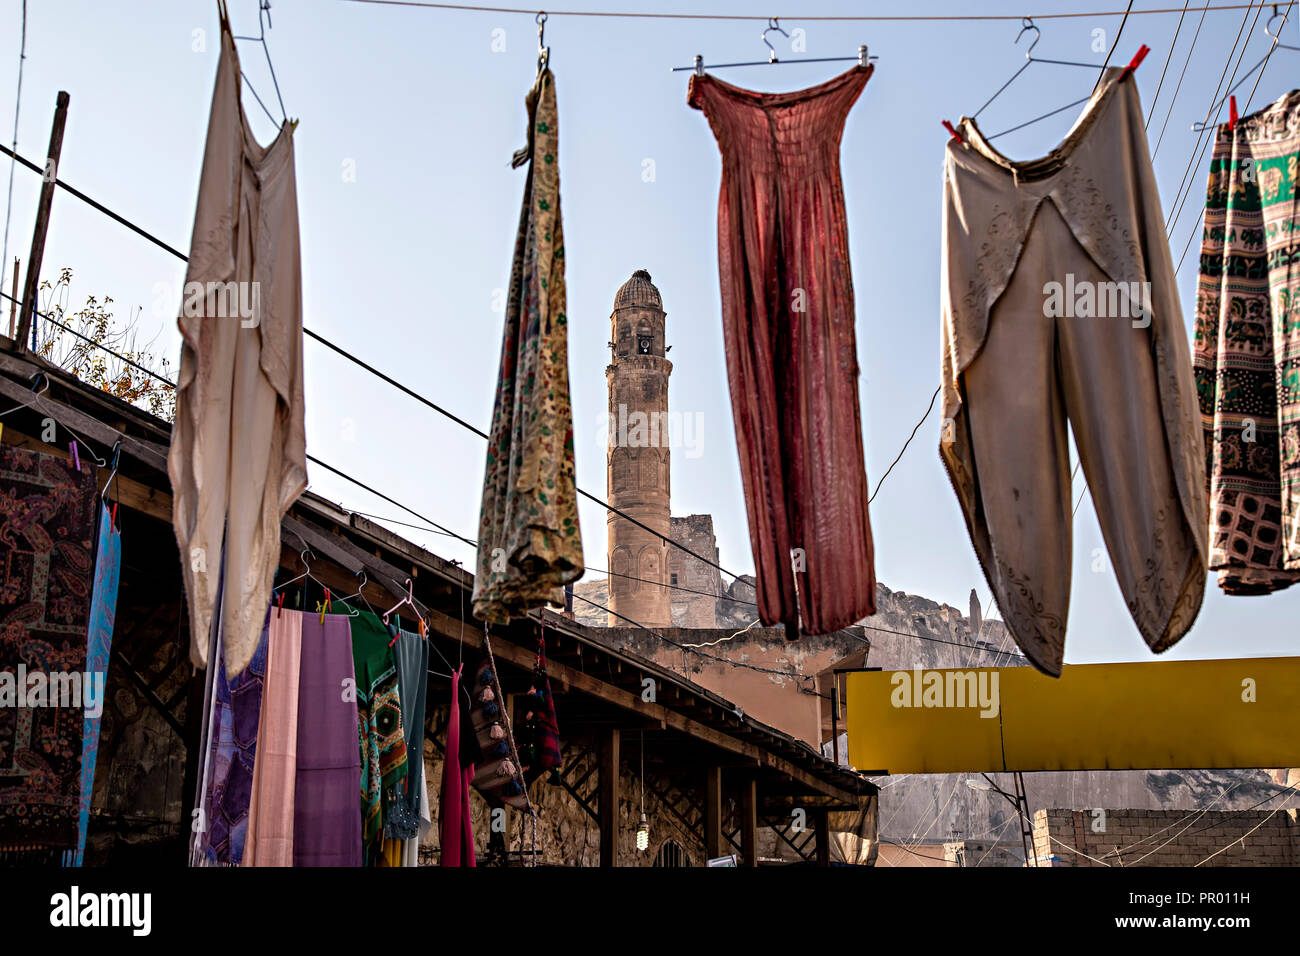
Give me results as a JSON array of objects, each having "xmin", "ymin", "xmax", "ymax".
[{"xmin": 688, "ymin": 65, "xmax": 876, "ymax": 636}]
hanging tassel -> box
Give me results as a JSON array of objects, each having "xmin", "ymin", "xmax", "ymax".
[
  {"xmin": 498, "ymin": 760, "xmax": 516, "ymax": 777},
  {"xmin": 489, "ymin": 724, "xmax": 505, "ymax": 740},
  {"xmin": 480, "ymin": 687, "xmax": 495, "ymax": 703}
]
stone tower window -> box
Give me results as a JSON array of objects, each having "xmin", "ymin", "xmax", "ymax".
[
  {"xmin": 637, "ymin": 334, "xmax": 652, "ymax": 354},
  {"xmin": 639, "ymin": 448, "xmax": 659, "ymax": 490},
  {"xmin": 611, "ymin": 447, "xmax": 634, "ymax": 493}
]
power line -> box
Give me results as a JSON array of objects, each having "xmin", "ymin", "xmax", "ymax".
[
  {"xmin": 1150, "ymin": 0, "xmax": 1210, "ymax": 158},
  {"xmin": 1, "ymin": 0, "xmax": 27, "ymax": 297},
  {"xmin": 1173, "ymin": 1, "xmax": 1294, "ymax": 272},
  {"xmin": 1091, "ymin": 0, "xmax": 1136, "ymax": 92},
  {"xmin": 868, "ymin": 385, "xmax": 939, "ymax": 505},
  {"xmin": 0, "ymin": 145, "xmax": 749, "ymax": 587},
  {"xmin": 1144, "ymin": 0, "xmax": 1192, "ymax": 129},
  {"xmin": 335, "ymin": 1, "xmax": 1272, "ymax": 23},
  {"xmin": 1162, "ymin": 1, "xmax": 1258, "ymax": 245}
]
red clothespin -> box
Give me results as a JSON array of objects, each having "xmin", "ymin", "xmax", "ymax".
[
  {"xmin": 69, "ymin": 442, "xmax": 80, "ymax": 472},
  {"xmin": 1229, "ymin": 95, "xmax": 1239, "ymax": 131},
  {"xmin": 110, "ymin": 502, "xmax": 118, "ymax": 527},
  {"xmin": 277, "ymin": 591, "xmax": 286, "ymax": 618},
  {"xmin": 942, "ymin": 119, "xmax": 964, "ymax": 144},
  {"xmin": 1120, "ymin": 44, "xmax": 1150, "ymax": 80}
]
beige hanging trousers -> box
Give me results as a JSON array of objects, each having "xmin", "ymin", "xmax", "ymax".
[{"xmin": 940, "ymin": 67, "xmax": 1208, "ymax": 676}]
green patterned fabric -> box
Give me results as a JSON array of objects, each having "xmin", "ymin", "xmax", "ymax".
[
  {"xmin": 1194, "ymin": 90, "xmax": 1300, "ymax": 594},
  {"xmin": 473, "ymin": 67, "xmax": 583, "ymax": 622},
  {"xmin": 348, "ymin": 610, "xmax": 407, "ymax": 861}
]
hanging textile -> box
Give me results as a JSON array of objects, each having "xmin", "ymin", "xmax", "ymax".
[
  {"xmin": 439, "ymin": 663, "xmax": 476, "ymax": 867},
  {"xmin": 1193, "ymin": 89, "xmax": 1300, "ymax": 594},
  {"xmin": 469, "ymin": 657, "xmax": 527, "ymax": 809},
  {"xmin": 349, "ymin": 611, "xmax": 407, "ymax": 863},
  {"xmin": 293, "ymin": 611, "xmax": 361, "ymax": 867},
  {"xmin": 519, "ymin": 633, "xmax": 561, "ymax": 784},
  {"xmin": 405, "ymin": 757, "xmax": 431, "ymax": 866},
  {"xmin": 243, "ymin": 607, "xmax": 301, "ymax": 866},
  {"xmin": 169, "ymin": 5, "xmax": 307, "ymax": 677},
  {"xmin": 0, "ymin": 447, "xmax": 97, "ymax": 861},
  {"xmin": 940, "ymin": 66, "xmax": 1208, "ymax": 676},
  {"xmin": 198, "ymin": 614, "xmax": 270, "ymax": 865},
  {"xmin": 69, "ymin": 502, "xmax": 120, "ymax": 867},
  {"xmin": 473, "ymin": 65, "xmax": 583, "ymax": 624},
  {"xmin": 688, "ymin": 65, "xmax": 877, "ymax": 637},
  {"xmin": 384, "ymin": 625, "xmax": 429, "ymax": 841}
]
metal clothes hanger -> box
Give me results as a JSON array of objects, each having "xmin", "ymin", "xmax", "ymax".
[
  {"xmin": 225, "ymin": 0, "xmax": 296, "ymax": 131},
  {"xmin": 671, "ymin": 17, "xmax": 875, "ymax": 75},
  {"xmin": 944, "ymin": 18, "xmax": 1148, "ymax": 143},
  {"xmin": 0, "ymin": 371, "xmax": 107, "ymax": 468},
  {"xmin": 1191, "ymin": 5, "xmax": 1299, "ymax": 133},
  {"xmin": 336, "ymin": 567, "xmax": 377, "ymax": 618},
  {"xmin": 536, "ymin": 11, "xmax": 551, "ymax": 74}
]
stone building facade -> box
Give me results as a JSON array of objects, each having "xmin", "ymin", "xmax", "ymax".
[
  {"xmin": 669, "ymin": 514, "xmax": 723, "ymax": 628},
  {"xmin": 606, "ymin": 270, "xmax": 673, "ymax": 627}
]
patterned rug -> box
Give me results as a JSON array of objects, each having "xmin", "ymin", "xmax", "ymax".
[{"xmin": 0, "ymin": 445, "xmax": 98, "ymax": 856}]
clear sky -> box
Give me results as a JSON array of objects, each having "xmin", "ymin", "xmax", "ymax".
[{"xmin": 1, "ymin": 0, "xmax": 1295, "ymax": 665}]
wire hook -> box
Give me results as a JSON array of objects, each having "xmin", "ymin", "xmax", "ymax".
[
  {"xmin": 536, "ymin": 11, "xmax": 550, "ymax": 72},
  {"xmin": 1016, "ymin": 17, "xmax": 1041, "ymax": 60},
  {"xmin": 761, "ymin": 17, "xmax": 789, "ymax": 64}
]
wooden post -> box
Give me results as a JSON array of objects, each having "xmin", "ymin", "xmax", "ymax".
[
  {"xmin": 16, "ymin": 91, "xmax": 70, "ymax": 352},
  {"xmin": 814, "ymin": 807, "xmax": 831, "ymax": 867},
  {"xmin": 705, "ymin": 765, "xmax": 723, "ymax": 860},
  {"xmin": 740, "ymin": 776, "xmax": 758, "ymax": 867},
  {"xmin": 598, "ymin": 728, "xmax": 620, "ymax": 867},
  {"xmin": 8, "ymin": 259, "xmax": 18, "ymax": 339}
]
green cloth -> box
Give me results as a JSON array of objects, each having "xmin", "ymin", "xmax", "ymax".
[{"xmin": 348, "ymin": 611, "xmax": 408, "ymax": 859}]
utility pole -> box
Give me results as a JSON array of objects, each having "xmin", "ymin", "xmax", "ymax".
[{"xmin": 15, "ymin": 91, "xmax": 70, "ymax": 352}]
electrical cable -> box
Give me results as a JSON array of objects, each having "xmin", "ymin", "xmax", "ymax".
[
  {"xmin": 1, "ymin": 0, "xmax": 27, "ymax": 298},
  {"xmin": 335, "ymin": 1, "xmax": 1272, "ymax": 23},
  {"xmin": 1144, "ymin": 0, "xmax": 1192, "ymax": 129},
  {"xmin": 1150, "ymin": 0, "xmax": 1210, "ymax": 159}
]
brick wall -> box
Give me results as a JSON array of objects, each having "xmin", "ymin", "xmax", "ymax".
[{"xmin": 1032, "ymin": 807, "xmax": 1300, "ymax": 867}]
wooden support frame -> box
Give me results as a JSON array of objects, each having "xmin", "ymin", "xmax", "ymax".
[
  {"xmin": 814, "ymin": 807, "xmax": 831, "ymax": 867},
  {"xmin": 740, "ymin": 776, "xmax": 758, "ymax": 867},
  {"xmin": 705, "ymin": 766, "xmax": 723, "ymax": 860},
  {"xmin": 599, "ymin": 728, "xmax": 620, "ymax": 867}
]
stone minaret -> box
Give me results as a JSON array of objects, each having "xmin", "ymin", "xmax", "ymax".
[{"xmin": 606, "ymin": 270, "xmax": 672, "ymax": 627}]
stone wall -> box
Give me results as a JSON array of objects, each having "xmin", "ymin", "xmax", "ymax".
[
  {"xmin": 1033, "ymin": 807, "xmax": 1300, "ymax": 866},
  {"xmin": 669, "ymin": 514, "xmax": 722, "ymax": 629}
]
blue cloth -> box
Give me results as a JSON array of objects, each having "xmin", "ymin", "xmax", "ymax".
[{"xmin": 68, "ymin": 503, "xmax": 120, "ymax": 867}]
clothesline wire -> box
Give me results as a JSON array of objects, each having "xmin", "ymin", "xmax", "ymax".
[
  {"xmin": 868, "ymin": 385, "xmax": 938, "ymax": 505},
  {"xmin": 1090, "ymin": 0, "xmax": 1135, "ymax": 93},
  {"xmin": 1173, "ymin": 0, "xmax": 1294, "ymax": 272},
  {"xmin": 1161, "ymin": 1, "xmax": 1259, "ymax": 243},
  {"xmin": 1144, "ymin": 0, "xmax": 1192, "ymax": 130},
  {"xmin": 1150, "ymin": 0, "xmax": 1210, "ymax": 158},
  {"xmin": 335, "ymin": 0, "xmax": 1275, "ymax": 23}
]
